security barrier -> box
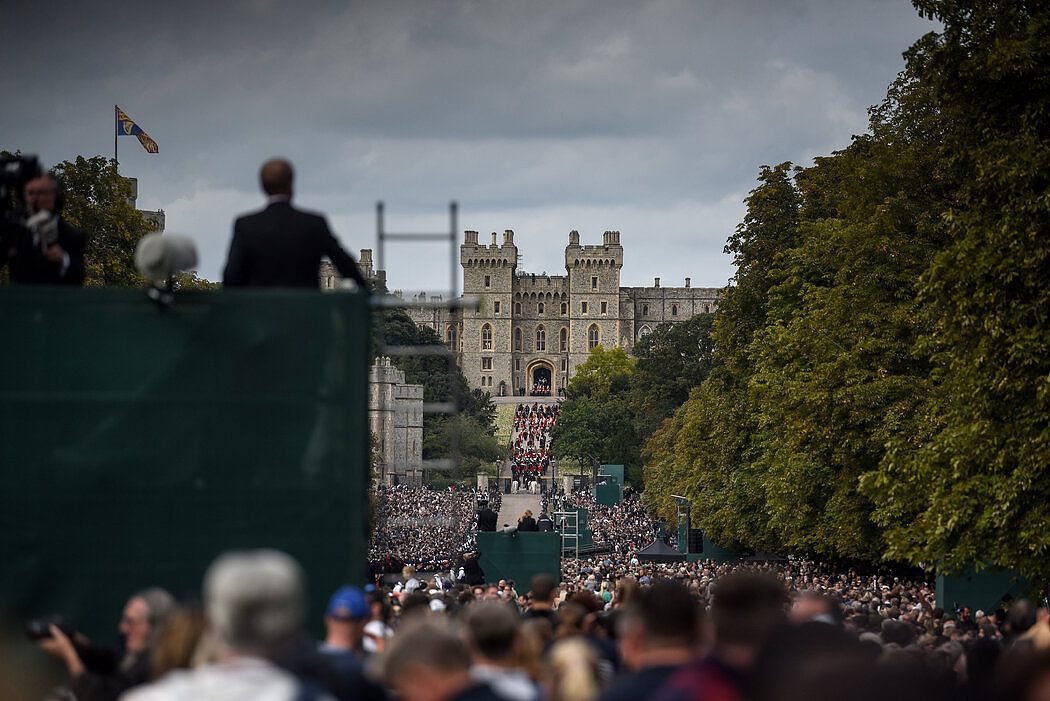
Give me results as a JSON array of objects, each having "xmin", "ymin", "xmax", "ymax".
[{"xmin": 0, "ymin": 288, "xmax": 371, "ymax": 639}]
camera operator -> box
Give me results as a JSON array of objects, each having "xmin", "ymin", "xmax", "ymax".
[
  {"xmin": 37, "ymin": 587, "xmax": 174, "ymax": 701},
  {"xmin": 3, "ymin": 174, "xmax": 85, "ymax": 285}
]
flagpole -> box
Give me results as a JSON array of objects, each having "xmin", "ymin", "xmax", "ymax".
[{"xmin": 114, "ymin": 105, "xmax": 118, "ymax": 169}]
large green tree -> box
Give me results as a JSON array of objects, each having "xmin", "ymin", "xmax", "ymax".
[
  {"xmin": 628, "ymin": 313, "xmax": 716, "ymax": 440},
  {"xmin": 863, "ymin": 0, "xmax": 1050, "ymax": 581},
  {"xmin": 553, "ymin": 346, "xmax": 641, "ymax": 481},
  {"xmin": 52, "ymin": 156, "xmax": 153, "ymax": 287},
  {"xmin": 423, "ymin": 414, "xmax": 502, "ymax": 484},
  {"xmin": 644, "ymin": 163, "xmax": 802, "ymax": 546},
  {"xmin": 645, "ymin": 0, "xmax": 1050, "ymax": 585}
]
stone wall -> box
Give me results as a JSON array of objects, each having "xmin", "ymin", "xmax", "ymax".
[{"xmin": 369, "ymin": 357, "xmax": 424, "ymax": 485}]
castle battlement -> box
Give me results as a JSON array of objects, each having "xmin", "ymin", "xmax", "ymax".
[{"xmin": 326, "ymin": 229, "xmax": 721, "ymax": 398}]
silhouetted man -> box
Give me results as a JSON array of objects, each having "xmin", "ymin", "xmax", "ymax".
[
  {"xmin": 477, "ymin": 502, "xmax": 498, "ymax": 532},
  {"xmin": 223, "ymin": 158, "xmax": 368, "ymax": 288}
]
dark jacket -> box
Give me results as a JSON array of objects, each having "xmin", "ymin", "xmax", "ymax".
[
  {"xmin": 4, "ymin": 217, "xmax": 85, "ymax": 285},
  {"xmin": 477, "ymin": 508, "xmax": 498, "ymax": 532},
  {"xmin": 518, "ymin": 517, "xmax": 538, "ymax": 532},
  {"xmin": 223, "ymin": 201, "xmax": 367, "ymax": 288}
]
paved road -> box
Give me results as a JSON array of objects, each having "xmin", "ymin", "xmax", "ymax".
[{"xmin": 497, "ymin": 492, "xmax": 542, "ymax": 530}]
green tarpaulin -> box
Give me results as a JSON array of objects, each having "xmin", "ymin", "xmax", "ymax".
[{"xmin": 1, "ymin": 287, "xmax": 371, "ymax": 640}]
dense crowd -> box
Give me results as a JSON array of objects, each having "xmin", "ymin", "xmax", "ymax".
[
  {"xmin": 511, "ymin": 403, "xmax": 560, "ymax": 490},
  {"xmin": 368, "ymin": 485, "xmax": 501, "ymax": 574},
  {"xmin": 563, "ymin": 489, "xmax": 667, "ymax": 556},
  {"xmin": 24, "ymin": 464, "xmax": 1048, "ymax": 701},
  {"xmin": 23, "ymin": 547, "xmax": 1050, "ymax": 701}
]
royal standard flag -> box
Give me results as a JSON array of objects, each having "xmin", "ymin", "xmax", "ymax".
[{"xmin": 115, "ymin": 106, "xmax": 159, "ymax": 154}]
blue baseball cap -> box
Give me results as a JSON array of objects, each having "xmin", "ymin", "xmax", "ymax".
[{"xmin": 325, "ymin": 586, "xmax": 368, "ymax": 620}]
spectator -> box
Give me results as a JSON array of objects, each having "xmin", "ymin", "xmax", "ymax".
[
  {"xmin": 39, "ymin": 587, "xmax": 174, "ymax": 701},
  {"xmin": 653, "ymin": 571, "xmax": 787, "ymax": 701},
  {"xmin": 122, "ymin": 549, "xmax": 328, "ymax": 700},
  {"xmin": 523, "ymin": 574, "xmax": 559, "ymax": 634},
  {"xmin": 363, "ymin": 592, "xmax": 394, "ymax": 656},
  {"xmin": 518, "ymin": 511, "xmax": 538, "ymax": 532},
  {"xmin": 318, "ymin": 586, "xmax": 387, "ymax": 701},
  {"xmin": 548, "ymin": 637, "xmax": 603, "ymax": 701},
  {"xmin": 600, "ymin": 581, "xmax": 700, "ymax": 701},
  {"xmin": 463, "ymin": 601, "xmax": 540, "ymax": 701},
  {"xmin": 381, "ymin": 618, "xmax": 502, "ymax": 701}
]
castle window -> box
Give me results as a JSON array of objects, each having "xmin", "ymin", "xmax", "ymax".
[
  {"xmin": 560, "ymin": 327, "xmax": 568, "ymax": 352},
  {"xmin": 561, "ymin": 302, "xmax": 567, "ymax": 315},
  {"xmin": 538, "ymin": 302, "xmax": 544, "ymax": 314},
  {"xmin": 514, "ymin": 327, "xmax": 522, "ymax": 351},
  {"xmin": 581, "ymin": 302, "xmax": 588, "ymax": 314},
  {"xmin": 481, "ymin": 324, "xmax": 493, "ymax": 350},
  {"xmin": 588, "ymin": 324, "xmax": 600, "ymax": 350},
  {"xmin": 493, "ymin": 301, "xmax": 500, "ymax": 314},
  {"xmin": 642, "ymin": 304, "xmax": 648, "ymax": 316},
  {"xmin": 639, "ymin": 325, "xmax": 652, "ymax": 339},
  {"xmin": 446, "ymin": 326, "xmax": 457, "ymax": 349},
  {"xmin": 484, "ymin": 275, "xmax": 490, "ymax": 288},
  {"xmin": 601, "ymin": 301, "xmax": 607, "ymax": 314},
  {"xmin": 481, "ymin": 357, "xmax": 492, "ymax": 371},
  {"xmin": 671, "ymin": 304, "xmax": 678, "ymax": 316},
  {"xmin": 562, "ymin": 358, "xmax": 568, "ymax": 371},
  {"xmin": 705, "ymin": 304, "xmax": 710, "ymax": 314},
  {"xmin": 591, "ymin": 276, "xmax": 598, "ymax": 289},
  {"xmin": 515, "ymin": 302, "xmax": 521, "ymax": 314},
  {"xmin": 536, "ymin": 326, "xmax": 546, "ymax": 351},
  {"xmin": 515, "ymin": 358, "xmax": 521, "ymax": 370}
]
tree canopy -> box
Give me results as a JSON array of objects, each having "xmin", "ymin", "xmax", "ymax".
[
  {"xmin": 553, "ymin": 346, "xmax": 641, "ymax": 481},
  {"xmin": 644, "ymin": 0, "xmax": 1050, "ymax": 584},
  {"xmin": 53, "ymin": 156, "xmax": 154, "ymax": 287}
]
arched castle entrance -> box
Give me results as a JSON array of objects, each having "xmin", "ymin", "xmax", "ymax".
[{"xmin": 526, "ymin": 360, "xmax": 555, "ymax": 397}]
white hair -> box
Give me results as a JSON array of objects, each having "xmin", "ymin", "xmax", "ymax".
[{"xmin": 204, "ymin": 549, "xmax": 304, "ymax": 655}]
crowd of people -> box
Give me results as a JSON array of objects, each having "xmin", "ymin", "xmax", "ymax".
[
  {"xmin": 22, "ymin": 547, "xmax": 1050, "ymax": 701},
  {"xmin": 511, "ymin": 403, "xmax": 560, "ymax": 491},
  {"xmin": 564, "ymin": 489, "xmax": 668, "ymax": 556},
  {"xmin": 368, "ymin": 485, "xmax": 501, "ymax": 574},
  {"xmin": 530, "ymin": 378, "xmax": 553, "ymax": 396}
]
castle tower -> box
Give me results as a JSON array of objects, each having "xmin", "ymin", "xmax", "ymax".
[
  {"xmin": 565, "ymin": 230, "xmax": 623, "ymax": 376},
  {"xmin": 460, "ymin": 230, "xmax": 517, "ymax": 392}
]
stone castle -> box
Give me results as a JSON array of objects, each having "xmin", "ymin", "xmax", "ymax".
[
  {"xmin": 402, "ymin": 229, "xmax": 720, "ymax": 395},
  {"xmin": 323, "ymin": 229, "xmax": 719, "ymax": 482}
]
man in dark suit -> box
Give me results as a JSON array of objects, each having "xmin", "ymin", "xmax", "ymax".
[
  {"xmin": 223, "ymin": 158, "xmax": 368, "ymax": 289},
  {"xmin": 2, "ymin": 175, "xmax": 85, "ymax": 285},
  {"xmin": 476, "ymin": 501, "xmax": 498, "ymax": 532}
]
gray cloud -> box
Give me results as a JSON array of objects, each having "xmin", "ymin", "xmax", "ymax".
[{"xmin": 1, "ymin": 0, "xmax": 934, "ymax": 289}]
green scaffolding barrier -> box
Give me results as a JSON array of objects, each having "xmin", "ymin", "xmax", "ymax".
[
  {"xmin": 476, "ymin": 532, "xmax": 562, "ymax": 588},
  {"xmin": 594, "ymin": 464, "xmax": 623, "ymax": 506},
  {"xmin": 936, "ymin": 567, "xmax": 1030, "ymax": 613},
  {"xmin": 0, "ymin": 287, "xmax": 371, "ymax": 640}
]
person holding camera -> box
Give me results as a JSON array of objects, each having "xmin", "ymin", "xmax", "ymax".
[
  {"xmin": 37, "ymin": 587, "xmax": 174, "ymax": 701},
  {"xmin": 3, "ymin": 174, "xmax": 86, "ymax": 285}
]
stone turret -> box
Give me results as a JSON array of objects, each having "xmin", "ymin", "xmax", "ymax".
[
  {"xmin": 359, "ymin": 249, "xmax": 374, "ymax": 278},
  {"xmin": 459, "ymin": 228, "xmax": 518, "ymax": 392}
]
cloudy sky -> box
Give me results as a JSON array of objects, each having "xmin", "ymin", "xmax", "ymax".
[{"xmin": 2, "ymin": 1, "xmax": 933, "ymax": 291}]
